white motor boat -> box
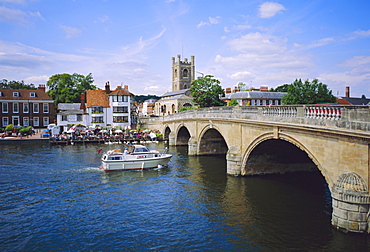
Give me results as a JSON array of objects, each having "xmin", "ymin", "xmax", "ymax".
[{"xmin": 101, "ymin": 144, "xmax": 172, "ymax": 171}]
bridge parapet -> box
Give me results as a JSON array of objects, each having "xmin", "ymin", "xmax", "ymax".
[{"xmin": 163, "ymin": 105, "xmax": 370, "ymax": 132}]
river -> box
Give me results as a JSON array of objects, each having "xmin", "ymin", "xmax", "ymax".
[{"xmin": 1, "ymin": 141, "xmax": 369, "ymax": 251}]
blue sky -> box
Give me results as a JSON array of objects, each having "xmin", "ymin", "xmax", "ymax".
[{"xmin": 0, "ymin": 0, "xmax": 369, "ymax": 97}]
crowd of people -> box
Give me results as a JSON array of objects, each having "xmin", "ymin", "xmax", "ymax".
[{"xmin": 49, "ymin": 128, "xmax": 161, "ymax": 143}]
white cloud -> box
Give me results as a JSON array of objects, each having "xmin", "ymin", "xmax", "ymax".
[
  {"xmin": 0, "ymin": 6, "xmax": 27, "ymax": 23},
  {"xmin": 227, "ymin": 32, "xmax": 287, "ymax": 54},
  {"xmin": 60, "ymin": 25, "xmax": 82, "ymax": 39},
  {"xmin": 307, "ymin": 37, "xmax": 335, "ymax": 49},
  {"xmin": 24, "ymin": 75, "xmax": 49, "ymax": 84},
  {"xmin": 209, "ymin": 16, "xmax": 220, "ymax": 24},
  {"xmin": 0, "ymin": 0, "xmax": 26, "ymax": 4},
  {"xmin": 197, "ymin": 16, "xmax": 220, "ymax": 28},
  {"xmin": 354, "ymin": 29, "xmax": 370, "ymax": 37},
  {"xmin": 97, "ymin": 15, "xmax": 109, "ymax": 23},
  {"xmin": 227, "ymin": 71, "xmax": 254, "ymax": 80},
  {"xmin": 258, "ymin": 2, "xmax": 285, "ymax": 18},
  {"xmin": 0, "ymin": 5, "xmax": 43, "ymax": 23}
]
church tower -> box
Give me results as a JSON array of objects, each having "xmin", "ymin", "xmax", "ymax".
[{"xmin": 172, "ymin": 55, "xmax": 195, "ymax": 92}]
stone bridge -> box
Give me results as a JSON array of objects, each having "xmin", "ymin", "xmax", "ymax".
[{"xmin": 140, "ymin": 105, "xmax": 370, "ymax": 233}]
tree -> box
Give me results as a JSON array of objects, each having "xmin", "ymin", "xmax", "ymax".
[
  {"xmin": 271, "ymin": 83, "xmax": 290, "ymax": 92},
  {"xmin": 0, "ymin": 79, "xmax": 36, "ymax": 89},
  {"xmin": 281, "ymin": 79, "xmax": 336, "ymax": 105},
  {"xmin": 46, "ymin": 73, "xmax": 97, "ymax": 105},
  {"xmin": 189, "ymin": 75, "xmax": 226, "ymax": 108},
  {"xmin": 228, "ymin": 99, "xmax": 239, "ymax": 106}
]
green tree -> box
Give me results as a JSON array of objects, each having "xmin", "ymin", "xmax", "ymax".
[
  {"xmin": 189, "ymin": 75, "xmax": 226, "ymax": 108},
  {"xmin": 228, "ymin": 99, "xmax": 239, "ymax": 106},
  {"xmin": 271, "ymin": 83, "xmax": 290, "ymax": 92},
  {"xmin": 46, "ymin": 73, "xmax": 97, "ymax": 105},
  {"xmin": 281, "ymin": 79, "xmax": 336, "ymax": 105},
  {"xmin": 0, "ymin": 79, "xmax": 36, "ymax": 89}
]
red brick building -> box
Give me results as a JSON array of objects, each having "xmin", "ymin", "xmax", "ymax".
[{"xmin": 0, "ymin": 85, "xmax": 55, "ymax": 128}]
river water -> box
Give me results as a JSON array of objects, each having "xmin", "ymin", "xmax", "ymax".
[{"xmin": 1, "ymin": 141, "xmax": 370, "ymax": 251}]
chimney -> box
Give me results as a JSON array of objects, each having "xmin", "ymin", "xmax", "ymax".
[
  {"xmin": 345, "ymin": 86, "xmax": 350, "ymax": 98},
  {"xmin": 225, "ymin": 88, "xmax": 231, "ymax": 94},
  {"xmin": 117, "ymin": 86, "xmax": 122, "ymax": 89},
  {"xmin": 80, "ymin": 93, "xmax": 86, "ymax": 112},
  {"xmin": 260, "ymin": 86, "xmax": 268, "ymax": 92},
  {"xmin": 38, "ymin": 84, "xmax": 46, "ymax": 92},
  {"xmin": 105, "ymin": 81, "xmax": 110, "ymax": 94},
  {"xmin": 124, "ymin": 85, "xmax": 128, "ymax": 90}
]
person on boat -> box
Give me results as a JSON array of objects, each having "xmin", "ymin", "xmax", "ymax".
[{"xmin": 124, "ymin": 148, "xmax": 129, "ymax": 154}]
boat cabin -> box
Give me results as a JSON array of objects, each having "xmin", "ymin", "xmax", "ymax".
[{"xmin": 129, "ymin": 145, "xmax": 151, "ymax": 153}]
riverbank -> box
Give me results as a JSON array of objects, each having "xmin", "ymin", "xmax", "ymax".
[{"xmin": 0, "ymin": 129, "xmax": 48, "ymax": 143}]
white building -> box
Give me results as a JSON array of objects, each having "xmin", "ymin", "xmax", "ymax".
[
  {"xmin": 86, "ymin": 82, "xmax": 134, "ymax": 128},
  {"xmin": 56, "ymin": 82, "xmax": 134, "ymax": 131}
]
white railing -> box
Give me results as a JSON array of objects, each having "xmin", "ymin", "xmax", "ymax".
[
  {"xmin": 305, "ymin": 106, "xmax": 342, "ymax": 120},
  {"xmin": 160, "ymin": 105, "xmax": 370, "ymax": 132}
]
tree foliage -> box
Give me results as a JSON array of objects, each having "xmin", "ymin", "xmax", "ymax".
[
  {"xmin": 271, "ymin": 84, "xmax": 290, "ymax": 92},
  {"xmin": 0, "ymin": 79, "xmax": 36, "ymax": 89},
  {"xmin": 134, "ymin": 94, "xmax": 160, "ymax": 103},
  {"xmin": 281, "ymin": 79, "xmax": 336, "ymax": 105},
  {"xmin": 228, "ymin": 99, "xmax": 239, "ymax": 106},
  {"xmin": 46, "ymin": 73, "xmax": 97, "ymax": 105},
  {"xmin": 189, "ymin": 75, "xmax": 226, "ymax": 108}
]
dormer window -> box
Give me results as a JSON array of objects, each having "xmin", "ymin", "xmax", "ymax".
[
  {"xmin": 30, "ymin": 92, "xmax": 36, "ymax": 97},
  {"xmin": 13, "ymin": 92, "xmax": 20, "ymax": 97}
]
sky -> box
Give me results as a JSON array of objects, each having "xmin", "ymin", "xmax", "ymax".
[{"xmin": 0, "ymin": 0, "xmax": 369, "ymax": 98}]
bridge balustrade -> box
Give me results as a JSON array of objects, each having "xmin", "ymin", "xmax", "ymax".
[{"xmin": 163, "ymin": 105, "xmax": 370, "ymax": 132}]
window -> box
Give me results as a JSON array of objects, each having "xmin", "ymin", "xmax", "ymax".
[
  {"xmin": 2, "ymin": 117, "xmax": 9, "ymax": 127},
  {"xmin": 113, "ymin": 106, "xmax": 128, "ymax": 113},
  {"xmin": 13, "ymin": 103, "xmax": 19, "ymax": 113},
  {"xmin": 77, "ymin": 114, "xmax": 82, "ymax": 121},
  {"xmin": 275, "ymin": 100, "xmax": 279, "ymax": 105},
  {"xmin": 13, "ymin": 92, "xmax": 19, "ymax": 97},
  {"xmin": 91, "ymin": 116, "xmax": 103, "ymax": 123},
  {"xmin": 23, "ymin": 103, "xmax": 29, "ymax": 113},
  {"xmin": 251, "ymin": 100, "xmax": 256, "ymax": 105},
  {"xmin": 30, "ymin": 92, "xmax": 36, "ymax": 97},
  {"xmin": 123, "ymin": 95, "xmax": 128, "ymax": 102},
  {"xmin": 113, "ymin": 116, "xmax": 128, "ymax": 123},
  {"xmin": 262, "ymin": 100, "xmax": 266, "ymax": 105},
  {"xmin": 23, "ymin": 117, "xmax": 29, "ymax": 126},
  {"xmin": 113, "ymin": 95, "xmax": 117, "ymax": 102},
  {"xmin": 183, "ymin": 69, "xmax": 188, "ymax": 77},
  {"xmin": 33, "ymin": 103, "xmax": 39, "ymax": 113},
  {"xmin": 43, "ymin": 103, "xmax": 49, "ymax": 113},
  {"xmin": 91, "ymin": 107, "xmax": 103, "ymax": 113},
  {"xmin": 12, "ymin": 116, "xmax": 19, "ymax": 126},
  {"xmin": 256, "ymin": 100, "xmax": 261, "ymax": 105},
  {"xmin": 118, "ymin": 95, "xmax": 123, "ymax": 102},
  {"xmin": 2, "ymin": 102, "xmax": 8, "ymax": 113},
  {"xmin": 43, "ymin": 117, "xmax": 49, "ymax": 126},
  {"xmin": 0, "ymin": 91, "xmax": 3, "ymax": 96},
  {"xmin": 62, "ymin": 115, "xmax": 68, "ymax": 121},
  {"xmin": 33, "ymin": 117, "xmax": 39, "ymax": 126}
]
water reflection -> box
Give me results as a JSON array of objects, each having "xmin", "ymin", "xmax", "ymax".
[{"xmin": 1, "ymin": 141, "xmax": 370, "ymax": 251}]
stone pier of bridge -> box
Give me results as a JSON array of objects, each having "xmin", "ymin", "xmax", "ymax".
[{"xmin": 142, "ymin": 105, "xmax": 370, "ymax": 234}]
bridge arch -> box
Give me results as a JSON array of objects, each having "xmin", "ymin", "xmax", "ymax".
[
  {"xmin": 176, "ymin": 125, "xmax": 191, "ymax": 146},
  {"xmin": 163, "ymin": 126, "xmax": 171, "ymax": 141},
  {"xmin": 198, "ymin": 126, "xmax": 228, "ymax": 155},
  {"xmin": 241, "ymin": 132, "xmax": 331, "ymax": 187}
]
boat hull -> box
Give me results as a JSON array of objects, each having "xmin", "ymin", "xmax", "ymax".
[{"xmin": 101, "ymin": 154, "xmax": 172, "ymax": 171}]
